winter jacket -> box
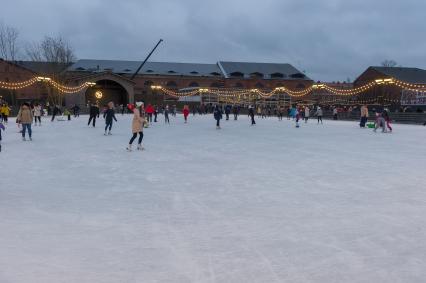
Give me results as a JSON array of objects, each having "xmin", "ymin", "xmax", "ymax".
[
  {"xmin": 33, "ymin": 106, "xmax": 42, "ymax": 117},
  {"xmin": 183, "ymin": 108, "xmax": 190, "ymax": 117},
  {"xmin": 103, "ymin": 108, "xmax": 117, "ymax": 123},
  {"xmin": 17, "ymin": 105, "xmax": 33, "ymax": 124},
  {"xmin": 360, "ymin": 106, "xmax": 369, "ymax": 118},
  {"xmin": 89, "ymin": 106, "xmax": 100, "ymax": 117},
  {"xmin": 145, "ymin": 105, "xmax": 154, "ymax": 114},
  {"xmin": 315, "ymin": 108, "xmax": 323, "ymax": 116},
  {"xmin": 131, "ymin": 109, "xmax": 144, "ymax": 133},
  {"xmin": 304, "ymin": 107, "xmax": 310, "ymax": 117},
  {"xmin": 214, "ymin": 107, "xmax": 223, "ymax": 120},
  {"xmin": 1, "ymin": 106, "xmax": 10, "ymax": 116}
]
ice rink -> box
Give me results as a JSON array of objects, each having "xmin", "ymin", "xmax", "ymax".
[{"xmin": 1, "ymin": 114, "xmax": 426, "ymax": 283}]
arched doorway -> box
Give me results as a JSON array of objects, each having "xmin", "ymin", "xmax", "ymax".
[{"xmin": 85, "ymin": 79, "xmax": 128, "ymax": 106}]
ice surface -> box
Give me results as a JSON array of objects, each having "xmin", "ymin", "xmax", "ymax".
[{"xmin": 1, "ymin": 114, "xmax": 426, "ymax": 283}]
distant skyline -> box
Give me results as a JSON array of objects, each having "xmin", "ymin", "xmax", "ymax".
[{"xmin": 2, "ymin": 0, "xmax": 426, "ymax": 82}]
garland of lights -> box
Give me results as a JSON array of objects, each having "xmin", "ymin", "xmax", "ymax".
[{"xmin": 1, "ymin": 76, "xmax": 426, "ymax": 100}]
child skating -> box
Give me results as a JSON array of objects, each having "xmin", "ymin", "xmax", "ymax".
[
  {"xmin": 103, "ymin": 102, "xmax": 117, "ymax": 135},
  {"xmin": 127, "ymin": 103, "xmax": 145, "ymax": 151}
]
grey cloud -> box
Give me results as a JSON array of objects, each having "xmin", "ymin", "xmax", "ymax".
[{"xmin": 1, "ymin": 0, "xmax": 426, "ymax": 81}]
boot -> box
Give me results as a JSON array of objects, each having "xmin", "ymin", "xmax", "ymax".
[
  {"xmin": 127, "ymin": 144, "xmax": 132, "ymax": 151},
  {"xmin": 137, "ymin": 144, "xmax": 144, "ymax": 151},
  {"xmin": 108, "ymin": 131, "xmax": 112, "ymax": 135}
]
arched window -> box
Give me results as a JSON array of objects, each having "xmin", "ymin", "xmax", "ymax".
[
  {"xmin": 290, "ymin": 73, "xmax": 306, "ymax": 79},
  {"xmin": 146, "ymin": 70, "xmax": 154, "ymax": 73},
  {"xmin": 234, "ymin": 82, "xmax": 244, "ymax": 88},
  {"xmin": 189, "ymin": 82, "xmax": 199, "ymax": 87},
  {"xmin": 168, "ymin": 70, "xmax": 177, "ymax": 74},
  {"xmin": 296, "ymin": 83, "xmax": 305, "ymax": 89},
  {"xmin": 190, "ymin": 71, "xmax": 199, "ymax": 75},
  {"xmin": 144, "ymin": 80, "xmax": 154, "ymax": 86},
  {"xmin": 210, "ymin": 72, "xmax": 221, "ymax": 76}
]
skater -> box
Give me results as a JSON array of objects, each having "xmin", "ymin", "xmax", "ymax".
[
  {"xmin": 1, "ymin": 103, "xmax": 11, "ymax": 124},
  {"xmin": 304, "ymin": 106, "xmax": 310, "ymax": 123},
  {"xmin": 51, "ymin": 105, "xmax": 62, "ymax": 122},
  {"xmin": 183, "ymin": 105, "xmax": 190, "ymax": 123},
  {"xmin": 126, "ymin": 103, "xmax": 145, "ymax": 151},
  {"xmin": 374, "ymin": 112, "xmax": 387, "ymax": 133},
  {"xmin": 382, "ymin": 109, "xmax": 392, "ymax": 132},
  {"xmin": 248, "ymin": 105, "xmax": 256, "ymax": 125},
  {"xmin": 121, "ymin": 104, "xmax": 125, "ymax": 115},
  {"xmin": 360, "ymin": 105, "xmax": 369, "ymax": 128},
  {"xmin": 154, "ymin": 105, "xmax": 158, "ymax": 122},
  {"xmin": 0, "ymin": 121, "xmax": 4, "ymax": 152},
  {"xmin": 71, "ymin": 104, "xmax": 80, "ymax": 117},
  {"xmin": 17, "ymin": 103, "xmax": 33, "ymax": 141},
  {"xmin": 103, "ymin": 102, "xmax": 117, "ymax": 135},
  {"xmin": 232, "ymin": 105, "xmax": 239, "ymax": 120},
  {"xmin": 333, "ymin": 107, "xmax": 338, "ymax": 120},
  {"xmin": 164, "ymin": 105, "xmax": 170, "ymax": 124},
  {"xmin": 64, "ymin": 108, "xmax": 71, "ymax": 121},
  {"xmin": 214, "ymin": 104, "xmax": 223, "ymax": 129},
  {"xmin": 315, "ymin": 106, "xmax": 323, "ymax": 124},
  {"xmin": 88, "ymin": 103, "xmax": 100, "ymax": 127},
  {"xmin": 33, "ymin": 103, "xmax": 42, "ymax": 126},
  {"xmin": 277, "ymin": 105, "xmax": 284, "ymax": 121},
  {"xmin": 295, "ymin": 108, "xmax": 301, "ymax": 128},
  {"xmin": 225, "ymin": 104, "xmax": 231, "ymax": 121},
  {"xmin": 145, "ymin": 104, "xmax": 154, "ymax": 123}
]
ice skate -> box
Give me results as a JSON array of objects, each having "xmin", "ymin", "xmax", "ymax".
[
  {"xmin": 108, "ymin": 131, "xmax": 112, "ymax": 135},
  {"xmin": 127, "ymin": 144, "xmax": 132, "ymax": 151},
  {"xmin": 137, "ymin": 144, "xmax": 144, "ymax": 151}
]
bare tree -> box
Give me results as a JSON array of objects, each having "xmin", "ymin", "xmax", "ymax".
[
  {"xmin": 26, "ymin": 35, "xmax": 76, "ymax": 106},
  {"xmin": 0, "ymin": 22, "xmax": 19, "ymax": 61},
  {"xmin": 381, "ymin": 60, "xmax": 398, "ymax": 68}
]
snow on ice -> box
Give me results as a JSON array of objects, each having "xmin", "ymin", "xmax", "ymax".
[{"xmin": 1, "ymin": 114, "xmax": 426, "ymax": 282}]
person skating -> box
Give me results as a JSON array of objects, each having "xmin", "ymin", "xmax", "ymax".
[
  {"xmin": 295, "ymin": 108, "xmax": 301, "ymax": 128},
  {"xmin": 0, "ymin": 121, "xmax": 4, "ymax": 152},
  {"xmin": 126, "ymin": 103, "xmax": 145, "ymax": 151},
  {"xmin": 88, "ymin": 103, "xmax": 100, "ymax": 127},
  {"xmin": 360, "ymin": 105, "xmax": 369, "ymax": 128},
  {"xmin": 214, "ymin": 104, "xmax": 223, "ymax": 129},
  {"xmin": 232, "ymin": 105, "xmax": 239, "ymax": 120},
  {"xmin": 333, "ymin": 107, "xmax": 338, "ymax": 120},
  {"xmin": 304, "ymin": 106, "xmax": 310, "ymax": 123},
  {"xmin": 0, "ymin": 103, "xmax": 11, "ymax": 124},
  {"xmin": 51, "ymin": 105, "xmax": 62, "ymax": 122},
  {"xmin": 33, "ymin": 103, "xmax": 42, "ymax": 126},
  {"xmin": 225, "ymin": 104, "xmax": 231, "ymax": 121},
  {"xmin": 71, "ymin": 104, "xmax": 80, "ymax": 117},
  {"xmin": 249, "ymin": 105, "xmax": 256, "ymax": 125},
  {"xmin": 183, "ymin": 105, "xmax": 190, "ymax": 123},
  {"xmin": 145, "ymin": 104, "xmax": 154, "ymax": 123},
  {"xmin": 382, "ymin": 109, "xmax": 392, "ymax": 132},
  {"xmin": 64, "ymin": 108, "xmax": 71, "ymax": 121},
  {"xmin": 154, "ymin": 105, "xmax": 158, "ymax": 122},
  {"xmin": 374, "ymin": 112, "xmax": 387, "ymax": 133},
  {"xmin": 164, "ymin": 105, "xmax": 170, "ymax": 124},
  {"xmin": 315, "ymin": 106, "xmax": 323, "ymax": 124},
  {"xmin": 103, "ymin": 102, "xmax": 117, "ymax": 135},
  {"xmin": 17, "ymin": 103, "xmax": 33, "ymax": 141}
]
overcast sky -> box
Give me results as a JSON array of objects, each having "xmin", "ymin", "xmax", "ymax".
[{"xmin": 1, "ymin": 0, "xmax": 425, "ymax": 81}]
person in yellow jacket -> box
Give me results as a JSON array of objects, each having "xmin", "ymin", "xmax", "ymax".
[{"xmin": 1, "ymin": 103, "xmax": 11, "ymax": 124}]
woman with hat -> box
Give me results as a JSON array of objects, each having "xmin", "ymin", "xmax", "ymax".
[{"xmin": 127, "ymin": 102, "xmax": 145, "ymax": 151}]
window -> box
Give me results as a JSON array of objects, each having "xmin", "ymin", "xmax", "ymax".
[
  {"xmin": 230, "ymin": 71, "xmax": 244, "ymax": 78},
  {"xmin": 270, "ymin": 72, "xmax": 284, "ymax": 79},
  {"xmin": 166, "ymin": 81, "xmax": 178, "ymax": 87},
  {"xmin": 255, "ymin": 82, "xmax": 264, "ymax": 89},
  {"xmin": 290, "ymin": 73, "xmax": 305, "ymax": 79},
  {"xmin": 189, "ymin": 82, "xmax": 199, "ymax": 87},
  {"xmin": 144, "ymin": 81, "xmax": 154, "ymax": 86},
  {"xmin": 210, "ymin": 72, "xmax": 221, "ymax": 76},
  {"xmin": 250, "ymin": 72, "xmax": 264, "ymax": 78},
  {"xmin": 190, "ymin": 71, "xmax": 199, "ymax": 75},
  {"xmin": 168, "ymin": 70, "xmax": 177, "ymax": 74},
  {"xmin": 146, "ymin": 70, "xmax": 154, "ymax": 73},
  {"xmin": 234, "ymin": 82, "xmax": 244, "ymax": 88},
  {"xmin": 296, "ymin": 83, "xmax": 305, "ymax": 89}
]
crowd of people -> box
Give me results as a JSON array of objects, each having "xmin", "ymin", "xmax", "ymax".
[{"xmin": 1, "ymin": 97, "xmax": 425, "ymax": 153}]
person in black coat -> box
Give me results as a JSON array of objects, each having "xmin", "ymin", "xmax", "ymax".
[
  {"xmin": 103, "ymin": 102, "xmax": 117, "ymax": 135},
  {"xmin": 224, "ymin": 104, "xmax": 232, "ymax": 120},
  {"xmin": 213, "ymin": 105, "xmax": 223, "ymax": 129},
  {"xmin": 71, "ymin": 104, "xmax": 80, "ymax": 117},
  {"xmin": 88, "ymin": 103, "xmax": 100, "ymax": 127},
  {"xmin": 248, "ymin": 105, "xmax": 256, "ymax": 125},
  {"xmin": 51, "ymin": 105, "xmax": 62, "ymax": 122},
  {"xmin": 232, "ymin": 105, "xmax": 239, "ymax": 120}
]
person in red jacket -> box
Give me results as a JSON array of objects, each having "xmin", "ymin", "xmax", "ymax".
[
  {"xmin": 145, "ymin": 104, "xmax": 154, "ymax": 123},
  {"xmin": 183, "ymin": 105, "xmax": 190, "ymax": 123}
]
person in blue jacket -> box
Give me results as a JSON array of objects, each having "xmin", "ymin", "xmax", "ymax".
[
  {"xmin": 290, "ymin": 105, "xmax": 297, "ymax": 120},
  {"xmin": 214, "ymin": 104, "xmax": 223, "ymax": 129}
]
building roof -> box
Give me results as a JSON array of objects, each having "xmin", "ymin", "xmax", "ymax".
[
  {"xmin": 68, "ymin": 59, "xmax": 223, "ymax": 77},
  {"xmin": 16, "ymin": 61, "xmax": 70, "ymax": 75},
  {"xmin": 218, "ymin": 61, "xmax": 309, "ymax": 80},
  {"xmin": 362, "ymin": 66, "xmax": 426, "ymax": 84}
]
